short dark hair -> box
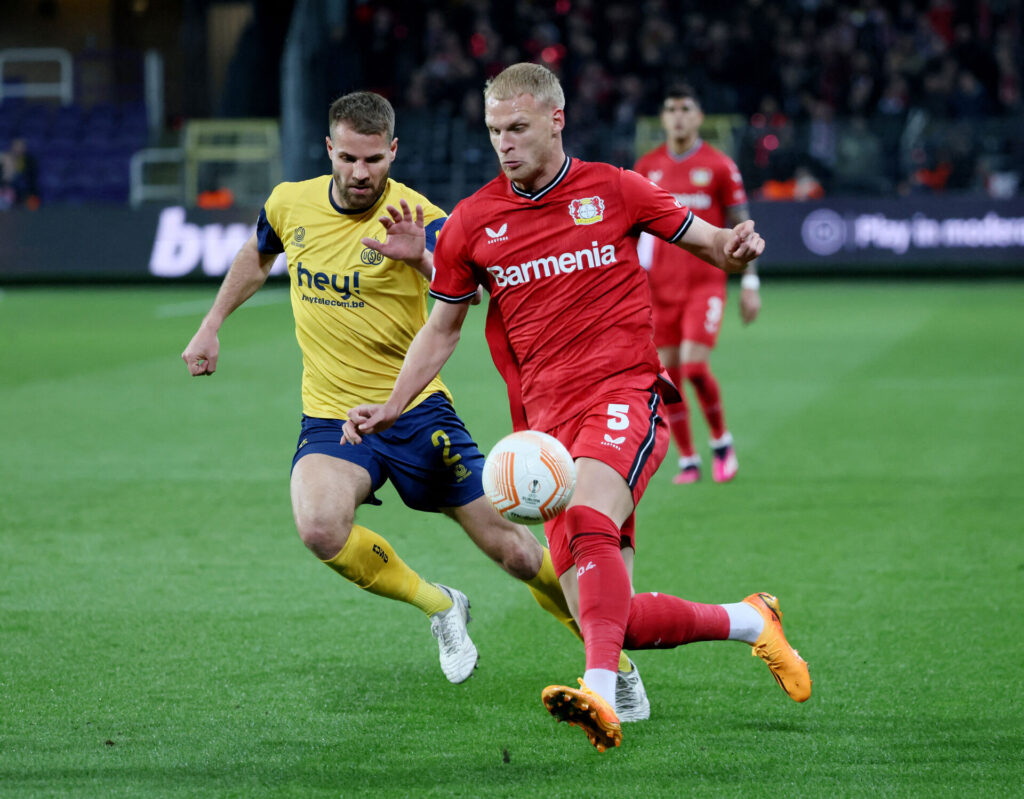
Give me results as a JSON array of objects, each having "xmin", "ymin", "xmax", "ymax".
[
  {"xmin": 663, "ymin": 84, "xmax": 701, "ymax": 108},
  {"xmin": 328, "ymin": 91, "xmax": 395, "ymax": 139}
]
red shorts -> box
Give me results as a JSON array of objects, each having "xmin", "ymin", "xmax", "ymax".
[
  {"xmin": 543, "ymin": 385, "xmax": 670, "ymax": 576},
  {"xmin": 652, "ymin": 285, "xmax": 726, "ymax": 349}
]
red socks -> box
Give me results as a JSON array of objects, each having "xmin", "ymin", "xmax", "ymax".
[
  {"xmin": 623, "ymin": 592, "xmax": 730, "ymax": 649},
  {"xmin": 567, "ymin": 505, "xmax": 733, "ymax": 668},
  {"xmin": 664, "ymin": 365, "xmax": 696, "ymax": 457},
  {"xmin": 566, "ymin": 505, "xmax": 633, "ymax": 673},
  {"xmin": 683, "ymin": 361, "xmax": 726, "ymax": 440}
]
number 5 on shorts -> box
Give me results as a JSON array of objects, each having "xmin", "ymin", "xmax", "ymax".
[{"xmin": 607, "ymin": 403, "xmax": 630, "ymax": 430}]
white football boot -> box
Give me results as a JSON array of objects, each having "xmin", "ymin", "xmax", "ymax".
[
  {"xmin": 615, "ymin": 656, "xmax": 651, "ymax": 722},
  {"xmin": 429, "ymin": 584, "xmax": 478, "ymax": 683}
]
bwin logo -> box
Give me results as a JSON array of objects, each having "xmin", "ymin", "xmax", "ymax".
[
  {"xmin": 149, "ymin": 206, "xmax": 287, "ymax": 278},
  {"xmin": 603, "ymin": 434, "xmax": 626, "ymax": 446},
  {"xmin": 485, "ymin": 223, "xmax": 508, "ymax": 242}
]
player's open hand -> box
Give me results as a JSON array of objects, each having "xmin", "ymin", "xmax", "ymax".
[
  {"xmin": 723, "ymin": 220, "xmax": 765, "ymax": 269},
  {"xmin": 182, "ymin": 327, "xmax": 219, "ymax": 376},
  {"xmin": 360, "ymin": 199, "xmax": 426, "ymax": 265},
  {"xmin": 341, "ymin": 403, "xmax": 400, "ymax": 445}
]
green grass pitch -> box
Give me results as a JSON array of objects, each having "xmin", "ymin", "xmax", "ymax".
[{"xmin": 1, "ymin": 280, "xmax": 1022, "ymax": 798}]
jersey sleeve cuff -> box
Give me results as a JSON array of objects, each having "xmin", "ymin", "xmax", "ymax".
[
  {"xmin": 429, "ymin": 288, "xmax": 479, "ymax": 303},
  {"xmin": 667, "ymin": 210, "xmax": 695, "ymax": 244}
]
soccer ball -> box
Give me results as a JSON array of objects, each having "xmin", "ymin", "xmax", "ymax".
[{"xmin": 482, "ymin": 430, "xmax": 576, "ymax": 525}]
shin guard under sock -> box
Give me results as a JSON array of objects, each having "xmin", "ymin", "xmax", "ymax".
[
  {"xmin": 566, "ymin": 505, "xmax": 632, "ymax": 673},
  {"xmin": 623, "ymin": 592, "xmax": 730, "ymax": 649}
]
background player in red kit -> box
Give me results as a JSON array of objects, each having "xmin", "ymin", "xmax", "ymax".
[
  {"xmin": 635, "ymin": 85, "xmax": 762, "ymax": 484},
  {"xmin": 344, "ymin": 64, "xmax": 810, "ymax": 752}
]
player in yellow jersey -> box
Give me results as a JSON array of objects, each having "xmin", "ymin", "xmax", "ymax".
[{"xmin": 181, "ymin": 91, "xmax": 647, "ymax": 699}]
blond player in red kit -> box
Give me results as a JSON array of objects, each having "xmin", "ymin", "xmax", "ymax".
[
  {"xmin": 635, "ymin": 85, "xmax": 762, "ymax": 484},
  {"xmin": 345, "ymin": 65, "xmax": 810, "ymax": 752}
]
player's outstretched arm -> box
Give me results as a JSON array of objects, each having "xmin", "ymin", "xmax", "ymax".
[
  {"xmin": 343, "ymin": 298, "xmax": 471, "ymax": 443},
  {"xmin": 675, "ymin": 215, "xmax": 765, "ymax": 274},
  {"xmin": 181, "ymin": 233, "xmax": 276, "ymax": 376},
  {"xmin": 360, "ymin": 198, "xmax": 434, "ymax": 281}
]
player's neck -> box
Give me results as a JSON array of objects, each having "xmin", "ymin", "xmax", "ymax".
[{"xmin": 667, "ymin": 136, "xmax": 700, "ymax": 157}]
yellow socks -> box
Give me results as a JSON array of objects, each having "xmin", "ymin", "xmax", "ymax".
[
  {"xmin": 325, "ymin": 531, "xmax": 634, "ymax": 671},
  {"xmin": 526, "ymin": 548, "xmax": 581, "ymax": 638},
  {"xmin": 322, "ymin": 524, "xmax": 451, "ymax": 616},
  {"xmin": 525, "ymin": 549, "xmax": 632, "ymax": 673}
]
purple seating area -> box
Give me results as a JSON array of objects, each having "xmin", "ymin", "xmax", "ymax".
[{"xmin": 0, "ymin": 99, "xmax": 148, "ymax": 203}]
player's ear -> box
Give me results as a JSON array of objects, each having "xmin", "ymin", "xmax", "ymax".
[
  {"xmin": 552, "ymin": 108, "xmax": 565, "ymax": 134},
  {"xmin": 325, "ymin": 135, "xmax": 333, "ymax": 158},
  {"xmin": 389, "ymin": 137, "xmax": 398, "ymax": 162}
]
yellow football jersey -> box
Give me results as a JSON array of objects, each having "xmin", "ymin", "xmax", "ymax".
[{"xmin": 258, "ymin": 175, "xmax": 451, "ymax": 418}]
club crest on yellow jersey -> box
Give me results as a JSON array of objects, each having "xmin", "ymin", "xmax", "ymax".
[{"xmin": 361, "ymin": 240, "xmax": 385, "ymax": 265}]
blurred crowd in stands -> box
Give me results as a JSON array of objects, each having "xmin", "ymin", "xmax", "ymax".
[
  {"xmin": 0, "ymin": 138, "xmax": 38, "ymax": 210},
  {"xmin": 2, "ymin": 0, "xmax": 1022, "ymax": 207},
  {"xmin": 342, "ymin": 0, "xmax": 1024, "ymax": 199}
]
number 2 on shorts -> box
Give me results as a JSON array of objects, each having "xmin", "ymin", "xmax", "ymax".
[{"xmin": 431, "ymin": 429, "xmax": 463, "ymax": 466}]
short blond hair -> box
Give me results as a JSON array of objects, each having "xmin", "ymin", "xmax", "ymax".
[{"xmin": 484, "ymin": 63, "xmax": 565, "ymax": 110}]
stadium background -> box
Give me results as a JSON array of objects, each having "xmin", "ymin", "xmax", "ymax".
[
  {"xmin": 1, "ymin": 3, "xmax": 1022, "ymax": 798},
  {"xmin": 1, "ymin": 0, "xmax": 1023, "ymax": 277}
]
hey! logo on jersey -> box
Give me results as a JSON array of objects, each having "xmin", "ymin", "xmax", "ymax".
[
  {"xmin": 568, "ymin": 196, "xmax": 605, "ymax": 226},
  {"xmin": 296, "ymin": 263, "xmax": 361, "ymax": 298}
]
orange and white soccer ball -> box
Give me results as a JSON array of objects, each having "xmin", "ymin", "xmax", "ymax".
[{"xmin": 482, "ymin": 430, "xmax": 576, "ymax": 525}]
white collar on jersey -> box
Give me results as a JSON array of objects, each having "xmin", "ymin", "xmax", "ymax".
[{"xmin": 509, "ymin": 156, "xmax": 571, "ymax": 201}]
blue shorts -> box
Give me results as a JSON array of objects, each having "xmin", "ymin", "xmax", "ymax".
[{"xmin": 291, "ymin": 393, "xmax": 486, "ymax": 513}]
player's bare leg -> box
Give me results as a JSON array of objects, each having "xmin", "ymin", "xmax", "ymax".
[
  {"xmin": 445, "ymin": 496, "xmax": 580, "ymax": 638},
  {"xmin": 291, "ymin": 454, "xmax": 477, "ymax": 683},
  {"xmin": 445, "ymin": 496, "xmax": 543, "ymax": 580}
]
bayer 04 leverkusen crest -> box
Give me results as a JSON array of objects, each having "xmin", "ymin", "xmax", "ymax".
[{"xmin": 568, "ymin": 196, "xmax": 605, "ymax": 225}]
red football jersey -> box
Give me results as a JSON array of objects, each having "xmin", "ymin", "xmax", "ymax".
[
  {"xmin": 634, "ymin": 140, "xmax": 747, "ymax": 302},
  {"xmin": 431, "ymin": 157, "xmax": 693, "ymax": 431}
]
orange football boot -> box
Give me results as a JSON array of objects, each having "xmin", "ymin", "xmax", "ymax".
[
  {"xmin": 743, "ymin": 592, "xmax": 812, "ymax": 702},
  {"xmin": 541, "ymin": 679, "xmax": 622, "ymax": 752}
]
